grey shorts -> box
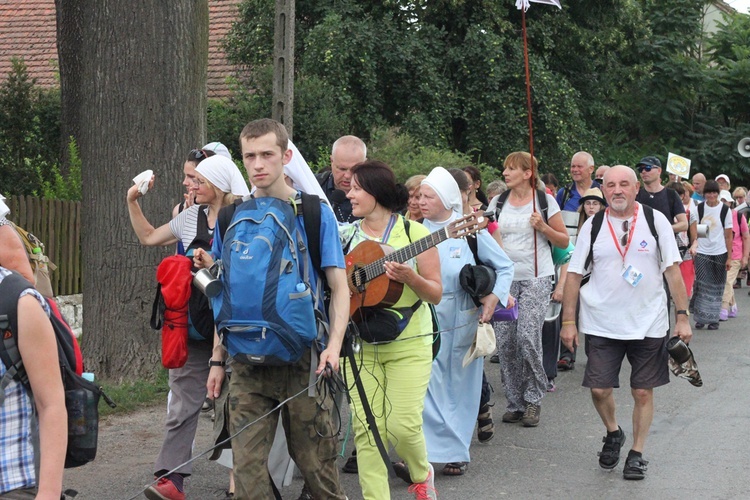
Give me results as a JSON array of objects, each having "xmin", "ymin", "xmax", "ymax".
[{"xmin": 583, "ymin": 334, "xmax": 669, "ymax": 390}]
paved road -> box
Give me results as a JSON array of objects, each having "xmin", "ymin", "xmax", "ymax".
[{"xmin": 66, "ymin": 291, "xmax": 750, "ymax": 499}]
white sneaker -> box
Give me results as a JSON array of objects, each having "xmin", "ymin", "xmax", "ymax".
[{"xmin": 407, "ymin": 463, "xmax": 437, "ymax": 499}]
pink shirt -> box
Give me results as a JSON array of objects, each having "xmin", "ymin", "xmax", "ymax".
[{"xmin": 731, "ymin": 209, "xmax": 748, "ymax": 260}]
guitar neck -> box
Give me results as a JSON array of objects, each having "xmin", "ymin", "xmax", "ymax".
[{"xmin": 364, "ymin": 227, "xmax": 450, "ymax": 281}]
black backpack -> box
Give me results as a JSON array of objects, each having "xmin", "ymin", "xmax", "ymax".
[
  {"xmin": 697, "ymin": 202, "xmax": 730, "ymax": 229},
  {"xmin": 0, "ymin": 272, "xmax": 115, "ymax": 469}
]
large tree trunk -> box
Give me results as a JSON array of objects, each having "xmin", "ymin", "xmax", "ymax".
[{"xmin": 57, "ymin": 1, "xmax": 209, "ymax": 380}]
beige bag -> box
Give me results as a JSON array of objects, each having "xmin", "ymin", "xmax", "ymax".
[{"xmin": 463, "ymin": 322, "xmax": 497, "ymax": 367}]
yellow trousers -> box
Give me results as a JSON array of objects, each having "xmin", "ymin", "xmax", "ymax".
[{"xmin": 343, "ymin": 340, "xmax": 433, "ymax": 500}]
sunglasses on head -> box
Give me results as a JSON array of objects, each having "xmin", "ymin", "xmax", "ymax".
[
  {"xmin": 190, "ymin": 149, "xmax": 208, "ymax": 160},
  {"xmin": 636, "ymin": 165, "xmax": 658, "ymax": 173}
]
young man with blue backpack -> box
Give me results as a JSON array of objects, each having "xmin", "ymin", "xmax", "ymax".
[{"xmin": 194, "ymin": 118, "xmax": 349, "ymax": 500}]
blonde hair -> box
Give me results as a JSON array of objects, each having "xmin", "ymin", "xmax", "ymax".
[{"xmin": 405, "ymin": 174, "xmax": 427, "ymax": 192}]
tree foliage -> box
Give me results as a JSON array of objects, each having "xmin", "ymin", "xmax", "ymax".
[{"xmin": 222, "ymin": 0, "xmax": 750, "ymax": 184}]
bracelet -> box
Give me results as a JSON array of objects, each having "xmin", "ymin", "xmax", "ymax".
[{"xmin": 561, "ymin": 320, "xmax": 576, "ymax": 326}]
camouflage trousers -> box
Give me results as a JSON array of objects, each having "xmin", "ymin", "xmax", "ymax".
[{"xmin": 228, "ymin": 348, "xmax": 346, "ymax": 500}]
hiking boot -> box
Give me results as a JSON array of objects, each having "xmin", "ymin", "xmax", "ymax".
[
  {"xmin": 407, "ymin": 463, "xmax": 437, "ymax": 499},
  {"xmin": 695, "ymin": 322, "xmax": 705, "ymax": 329},
  {"xmin": 145, "ymin": 477, "xmax": 185, "ymax": 500},
  {"xmin": 720, "ymin": 309, "xmax": 728, "ymax": 321},
  {"xmin": 708, "ymin": 323, "xmax": 719, "ymax": 330},
  {"xmin": 598, "ymin": 426, "xmax": 626, "ymax": 469},
  {"xmin": 501, "ymin": 410, "xmax": 524, "ymax": 423},
  {"xmin": 490, "ymin": 353, "xmax": 499, "ymax": 364},
  {"xmin": 341, "ymin": 450, "xmax": 358, "ymax": 474},
  {"xmin": 623, "ymin": 454, "xmax": 649, "ymax": 480},
  {"xmin": 521, "ymin": 403, "xmax": 541, "ymax": 427}
]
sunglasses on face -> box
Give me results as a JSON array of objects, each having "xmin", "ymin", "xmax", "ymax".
[
  {"xmin": 636, "ymin": 165, "xmax": 658, "ymax": 173},
  {"xmin": 621, "ymin": 220, "xmax": 629, "ymax": 246}
]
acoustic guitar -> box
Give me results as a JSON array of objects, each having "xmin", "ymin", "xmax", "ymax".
[{"xmin": 346, "ymin": 213, "xmax": 489, "ymax": 316}]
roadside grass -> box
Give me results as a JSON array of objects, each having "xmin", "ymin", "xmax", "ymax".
[{"xmin": 98, "ymin": 368, "xmax": 170, "ymax": 417}]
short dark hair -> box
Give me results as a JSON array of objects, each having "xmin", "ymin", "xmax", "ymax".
[
  {"xmin": 350, "ymin": 160, "xmax": 408, "ymax": 212},
  {"xmin": 239, "ymin": 118, "xmax": 289, "ymax": 152},
  {"xmin": 703, "ymin": 180, "xmax": 720, "ymax": 194},
  {"xmin": 449, "ymin": 168, "xmax": 471, "ymax": 193},
  {"xmin": 667, "ymin": 181, "xmax": 685, "ymax": 196},
  {"xmin": 541, "ymin": 173, "xmax": 559, "ymax": 190}
]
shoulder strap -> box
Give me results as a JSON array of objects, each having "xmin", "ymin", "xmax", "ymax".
[
  {"xmin": 493, "ymin": 190, "xmax": 511, "ymax": 219},
  {"xmin": 301, "ymin": 193, "xmax": 323, "ymax": 275},
  {"xmin": 536, "ymin": 188, "xmax": 549, "ymax": 224},
  {"xmin": 642, "ymin": 205, "xmax": 662, "ymax": 264},
  {"xmin": 403, "ymin": 218, "xmax": 411, "ymax": 242},
  {"xmin": 720, "ymin": 204, "xmax": 729, "ymax": 229},
  {"xmin": 698, "ymin": 202, "xmax": 704, "ymax": 222},
  {"xmin": 0, "ymin": 272, "xmax": 37, "ymax": 402},
  {"xmin": 561, "ymin": 183, "xmax": 574, "ymax": 207},
  {"xmin": 584, "ymin": 211, "xmax": 606, "ymax": 270},
  {"xmin": 217, "ymin": 199, "xmax": 242, "ymax": 244}
]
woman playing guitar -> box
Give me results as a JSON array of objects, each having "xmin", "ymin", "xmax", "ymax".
[{"xmin": 339, "ymin": 160, "xmax": 442, "ymax": 500}]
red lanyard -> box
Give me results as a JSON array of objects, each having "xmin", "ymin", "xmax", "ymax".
[{"xmin": 605, "ymin": 204, "xmax": 638, "ymax": 263}]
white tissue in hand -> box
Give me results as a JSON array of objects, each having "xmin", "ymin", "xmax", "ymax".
[{"xmin": 132, "ymin": 170, "xmax": 153, "ymax": 195}]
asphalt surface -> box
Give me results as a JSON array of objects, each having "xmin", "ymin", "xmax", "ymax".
[{"xmin": 65, "ymin": 289, "xmax": 750, "ymax": 499}]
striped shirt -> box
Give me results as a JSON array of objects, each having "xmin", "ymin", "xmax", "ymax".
[
  {"xmin": 168, "ymin": 205, "xmax": 213, "ymax": 251},
  {"xmin": 0, "ymin": 268, "xmax": 49, "ymax": 494}
]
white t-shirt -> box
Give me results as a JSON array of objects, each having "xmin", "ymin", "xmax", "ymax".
[
  {"xmin": 568, "ymin": 203, "xmax": 682, "ymax": 340},
  {"xmin": 497, "ymin": 193, "xmax": 560, "ymax": 280},
  {"xmin": 695, "ymin": 202, "xmax": 733, "ymax": 256}
]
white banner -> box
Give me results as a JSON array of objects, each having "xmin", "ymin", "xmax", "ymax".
[
  {"xmin": 516, "ymin": 0, "xmax": 562, "ymax": 11},
  {"xmin": 666, "ymin": 152, "xmax": 691, "ymax": 179}
]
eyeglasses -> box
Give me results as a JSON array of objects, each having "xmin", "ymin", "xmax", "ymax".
[
  {"xmin": 191, "ymin": 177, "xmax": 207, "ymax": 186},
  {"xmin": 620, "ymin": 220, "xmax": 629, "ymax": 246}
]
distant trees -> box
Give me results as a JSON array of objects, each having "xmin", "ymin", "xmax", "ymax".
[{"xmin": 223, "ymin": 0, "xmax": 750, "ymax": 182}]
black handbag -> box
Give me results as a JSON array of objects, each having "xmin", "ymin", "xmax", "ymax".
[{"xmin": 355, "ymin": 301, "xmax": 422, "ymax": 344}]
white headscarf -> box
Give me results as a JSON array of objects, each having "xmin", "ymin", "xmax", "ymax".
[
  {"xmin": 202, "ymin": 142, "xmax": 232, "ymax": 160},
  {"xmin": 0, "ymin": 194, "xmax": 9, "ymax": 219},
  {"xmin": 422, "ymin": 166, "xmax": 462, "ymax": 215},
  {"xmin": 283, "ymin": 142, "xmax": 332, "ymax": 209},
  {"xmin": 195, "ymin": 155, "xmax": 250, "ymax": 196}
]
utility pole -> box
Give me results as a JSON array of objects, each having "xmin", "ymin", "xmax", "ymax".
[{"xmin": 272, "ymin": 0, "xmax": 295, "ymax": 136}]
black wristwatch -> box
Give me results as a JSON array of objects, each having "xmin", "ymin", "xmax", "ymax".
[
  {"xmin": 676, "ymin": 310, "xmax": 690, "ymax": 318},
  {"xmin": 208, "ymin": 360, "xmax": 226, "ymax": 368}
]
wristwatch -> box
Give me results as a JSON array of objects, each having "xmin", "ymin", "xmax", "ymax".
[
  {"xmin": 208, "ymin": 360, "xmax": 226, "ymax": 368},
  {"xmin": 676, "ymin": 310, "xmax": 690, "ymax": 318}
]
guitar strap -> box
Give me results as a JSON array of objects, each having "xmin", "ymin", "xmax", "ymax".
[{"xmin": 343, "ymin": 328, "xmax": 397, "ymax": 479}]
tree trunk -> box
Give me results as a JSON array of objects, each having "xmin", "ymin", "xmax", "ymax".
[{"xmin": 57, "ymin": 1, "xmax": 209, "ymax": 380}]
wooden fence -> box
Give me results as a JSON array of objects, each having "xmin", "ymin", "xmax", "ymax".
[{"xmin": 6, "ymin": 195, "xmax": 82, "ymax": 296}]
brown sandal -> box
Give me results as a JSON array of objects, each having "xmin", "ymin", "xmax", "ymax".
[
  {"xmin": 443, "ymin": 462, "xmax": 468, "ymax": 476},
  {"xmin": 477, "ymin": 403, "xmax": 494, "ymax": 443}
]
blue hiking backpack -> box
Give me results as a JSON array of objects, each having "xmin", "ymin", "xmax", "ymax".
[{"xmin": 212, "ymin": 195, "xmax": 320, "ymax": 365}]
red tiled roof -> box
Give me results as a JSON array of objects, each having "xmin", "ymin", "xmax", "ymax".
[
  {"xmin": 0, "ymin": 0, "xmax": 243, "ymax": 99},
  {"xmin": 0, "ymin": 0, "xmax": 58, "ymax": 88},
  {"xmin": 208, "ymin": 0, "xmax": 243, "ymax": 99}
]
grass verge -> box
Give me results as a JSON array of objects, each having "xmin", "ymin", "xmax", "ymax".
[{"xmin": 97, "ymin": 368, "xmax": 170, "ymax": 417}]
